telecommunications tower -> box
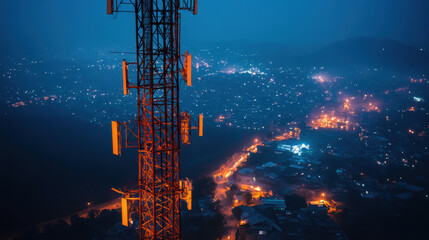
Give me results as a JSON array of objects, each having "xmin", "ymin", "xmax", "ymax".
[{"xmin": 106, "ymin": 0, "xmax": 201, "ymax": 239}]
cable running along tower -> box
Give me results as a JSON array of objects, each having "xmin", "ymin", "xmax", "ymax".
[{"xmin": 106, "ymin": 0, "xmax": 200, "ymax": 239}]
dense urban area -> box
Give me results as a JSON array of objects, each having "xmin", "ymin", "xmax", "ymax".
[{"xmin": 1, "ymin": 41, "xmax": 429, "ymax": 239}]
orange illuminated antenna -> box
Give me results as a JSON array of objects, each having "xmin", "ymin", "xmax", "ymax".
[
  {"xmin": 199, "ymin": 114, "xmax": 203, "ymax": 136},
  {"xmin": 181, "ymin": 112, "xmax": 203, "ymax": 144},
  {"xmin": 122, "ymin": 59, "xmax": 129, "ymax": 95},
  {"xmin": 121, "ymin": 198, "xmax": 128, "ymax": 226},
  {"xmin": 181, "ymin": 112, "xmax": 191, "ymax": 144},
  {"xmin": 180, "ymin": 178, "xmax": 193, "ymax": 210},
  {"xmin": 183, "ymin": 51, "xmax": 192, "ymax": 86},
  {"xmin": 111, "ymin": 121, "xmax": 120, "ymax": 155},
  {"xmin": 111, "ymin": 187, "xmax": 139, "ymax": 227}
]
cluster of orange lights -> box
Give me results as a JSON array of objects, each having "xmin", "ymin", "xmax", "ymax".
[
  {"xmin": 364, "ymin": 102, "xmax": 380, "ymax": 112},
  {"xmin": 308, "ymin": 192, "xmax": 336, "ymax": 213},
  {"xmin": 237, "ymin": 184, "xmax": 272, "ymax": 201},
  {"xmin": 343, "ymin": 99, "xmax": 351, "ymax": 111},
  {"xmin": 313, "ymin": 75, "xmax": 326, "ymax": 83},
  {"xmin": 342, "ymin": 98, "xmax": 380, "ymax": 113},
  {"xmin": 274, "ymin": 128, "xmax": 301, "ymax": 141},
  {"xmin": 310, "ymin": 96, "xmax": 382, "ymax": 131},
  {"xmin": 215, "ymin": 115, "xmax": 226, "ymax": 123},
  {"xmin": 410, "ymin": 78, "xmax": 427, "ymax": 83},
  {"xmin": 309, "ymin": 112, "xmax": 355, "ymax": 131}
]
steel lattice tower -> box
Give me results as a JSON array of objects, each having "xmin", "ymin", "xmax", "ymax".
[{"xmin": 107, "ymin": 1, "xmax": 197, "ymax": 239}]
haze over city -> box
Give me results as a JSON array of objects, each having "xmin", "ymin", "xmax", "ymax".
[{"xmin": 1, "ymin": 1, "xmax": 428, "ymax": 240}]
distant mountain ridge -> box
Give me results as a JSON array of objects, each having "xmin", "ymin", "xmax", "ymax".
[{"xmin": 302, "ymin": 38, "xmax": 429, "ymax": 72}]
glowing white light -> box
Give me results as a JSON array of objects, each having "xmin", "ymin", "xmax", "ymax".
[
  {"xmin": 413, "ymin": 96, "xmax": 424, "ymax": 102},
  {"xmin": 278, "ymin": 143, "xmax": 310, "ymax": 156}
]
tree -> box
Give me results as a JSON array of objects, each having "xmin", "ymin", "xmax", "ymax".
[
  {"xmin": 232, "ymin": 207, "xmax": 242, "ymax": 221},
  {"xmin": 225, "ymin": 184, "xmax": 239, "ymax": 206},
  {"xmin": 283, "ymin": 194, "xmax": 307, "ymax": 210},
  {"xmin": 193, "ymin": 176, "xmax": 217, "ymax": 199},
  {"xmin": 243, "ymin": 192, "xmax": 253, "ymax": 206},
  {"xmin": 15, "ymin": 210, "xmax": 121, "ymax": 240},
  {"xmin": 230, "ymin": 184, "xmax": 239, "ymax": 192},
  {"xmin": 182, "ymin": 213, "xmax": 225, "ymax": 240}
]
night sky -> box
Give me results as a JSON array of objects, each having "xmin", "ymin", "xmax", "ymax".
[{"xmin": 1, "ymin": 0, "xmax": 429, "ymax": 57}]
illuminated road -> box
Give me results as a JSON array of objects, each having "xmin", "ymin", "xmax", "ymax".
[
  {"xmin": 212, "ymin": 130, "xmax": 300, "ymax": 240},
  {"xmin": 212, "ymin": 140, "xmax": 261, "ymax": 240}
]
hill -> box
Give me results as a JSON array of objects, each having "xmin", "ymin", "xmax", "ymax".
[{"xmin": 303, "ymin": 38, "xmax": 429, "ymax": 73}]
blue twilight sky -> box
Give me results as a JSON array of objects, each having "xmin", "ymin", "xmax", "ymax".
[{"xmin": 1, "ymin": 0, "xmax": 429, "ymax": 56}]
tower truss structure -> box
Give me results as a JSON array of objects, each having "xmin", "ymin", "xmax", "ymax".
[{"xmin": 106, "ymin": 0, "xmax": 197, "ymax": 239}]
